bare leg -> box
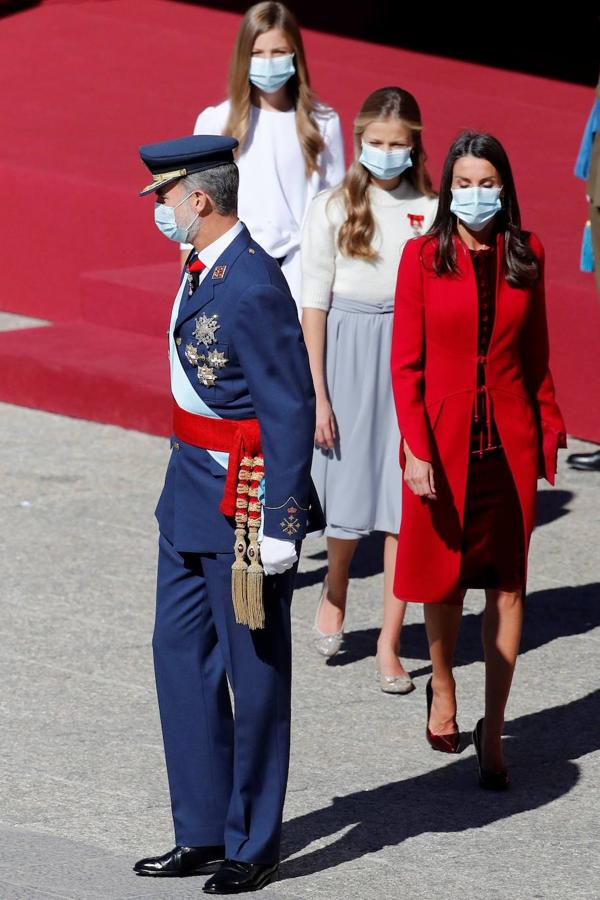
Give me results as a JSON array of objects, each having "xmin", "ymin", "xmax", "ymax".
[
  {"xmin": 376, "ymin": 533, "xmax": 409, "ymax": 677},
  {"xmin": 424, "ymin": 597, "xmax": 465, "ymax": 735},
  {"xmin": 316, "ymin": 536, "xmax": 359, "ymax": 634},
  {"xmin": 481, "ymin": 587, "xmax": 524, "ymax": 771}
]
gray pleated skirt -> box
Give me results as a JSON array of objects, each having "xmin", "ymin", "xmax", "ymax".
[{"xmin": 312, "ymin": 295, "xmax": 401, "ymax": 539}]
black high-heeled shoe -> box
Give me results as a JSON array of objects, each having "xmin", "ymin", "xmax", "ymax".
[
  {"xmin": 426, "ymin": 677, "xmax": 460, "ymax": 753},
  {"xmin": 472, "ymin": 718, "xmax": 510, "ymax": 790}
]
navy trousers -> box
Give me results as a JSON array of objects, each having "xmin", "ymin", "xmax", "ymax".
[{"xmin": 152, "ymin": 533, "xmax": 295, "ymax": 864}]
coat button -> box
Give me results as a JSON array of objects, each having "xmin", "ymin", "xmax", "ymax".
[
  {"xmin": 172, "ymin": 441, "xmax": 180, "ymax": 451},
  {"xmin": 248, "ymin": 248, "xmax": 255, "ymax": 254},
  {"xmin": 175, "ymin": 337, "xmax": 182, "ymax": 346}
]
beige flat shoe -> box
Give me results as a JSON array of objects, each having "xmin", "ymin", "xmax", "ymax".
[
  {"xmin": 313, "ymin": 578, "xmax": 344, "ymax": 658},
  {"xmin": 375, "ymin": 661, "xmax": 415, "ymax": 694}
]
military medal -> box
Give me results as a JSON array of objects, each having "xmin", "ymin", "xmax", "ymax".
[
  {"xmin": 185, "ymin": 343, "xmax": 204, "ymax": 366},
  {"xmin": 193, "ymin": 313, "xmax": 220, "ymax": 347},
  {"xmin": 182, "ymin": 313, "xmax": 227, "ymax": 387},
  {"xmin": 197, "ymin": 364, "xmax": 218, "ymax": 387},
  {"xmin": 207, "ymin": 349, "xmax": 228, "ymax": 369}
]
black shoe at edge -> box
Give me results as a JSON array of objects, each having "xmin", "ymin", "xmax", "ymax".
[
  {"xmin": 566, "ymin": 450, "xmax": 600, "ymax": 471},
  {"xmin": 202, "ymin": 859, "xmax": 279, "ymax": 894},
  {"xmin": 133, "ymin": 844, "xmax": 225, "ymax": 877}
]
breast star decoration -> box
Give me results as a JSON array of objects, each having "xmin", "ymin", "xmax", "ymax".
[
  {"xmin": 193, "ymin": 313, "xmax": 220, "ymax": 347},
  {"xmin": 183, "ymin": 314, "xmax": 229, "ymax": 387}
]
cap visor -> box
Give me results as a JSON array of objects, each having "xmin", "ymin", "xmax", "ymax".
[{"xmin": 138, "ymin": 174, "xmax": 181, "ymax": 197}]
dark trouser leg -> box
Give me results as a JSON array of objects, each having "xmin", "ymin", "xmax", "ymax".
[
  {"xmin": 202, "ymin": 553, "xmax": 295, "ymax": 865},
  {"xmin": 152, "ymin": 533, "xmax": 233, "ymax": 846}
]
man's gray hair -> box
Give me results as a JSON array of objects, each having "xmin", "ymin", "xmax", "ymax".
[{"xmin": 180, "ymin": 163, "xmax": 239, "ymax": 216}]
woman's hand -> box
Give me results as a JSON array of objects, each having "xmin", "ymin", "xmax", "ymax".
[
  {"xmin": 315, "ymin": 398, "xmax": 337, "ymax": 450},
  {"xmin": 404, "ymin": 441, "xmax": 437, "ymax": 500}
]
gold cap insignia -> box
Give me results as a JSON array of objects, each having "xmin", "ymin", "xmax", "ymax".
[{"xmin": 139, "ymin": 168, "xmax": 187, "ymax": 195}]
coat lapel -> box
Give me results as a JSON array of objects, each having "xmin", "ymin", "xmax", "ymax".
[{"xmin": 176, "ymin": 224, "xmax": 252, "ymax": 329}]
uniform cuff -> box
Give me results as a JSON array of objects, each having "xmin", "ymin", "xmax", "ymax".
[{"xmin": 262, "ymin": 497, "xmax": 308, "ymax": 540}]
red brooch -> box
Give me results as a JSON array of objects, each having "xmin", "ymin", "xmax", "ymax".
[{"xmin": 408, "ymin": 213, "xmax": 425, "ymax": 230}]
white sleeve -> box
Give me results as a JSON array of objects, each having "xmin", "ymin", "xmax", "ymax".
[
  {"xmin": 319, "ymin": 111, "xmax": 346, "ymax": 191},
  {"xmin": 180, "ymin": 106, "xmax": 223, "ymax": 250},
  {"xmin": 193, "ymin": 105, "xmax": 220, "ymax": 136},
  {"xmin": 300, "ymin": 193, "xmax": 337, "ymax": 312}
]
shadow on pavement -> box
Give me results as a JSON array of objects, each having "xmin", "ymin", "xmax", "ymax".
[
  {"xmin": 280, "ymin": 689, "xmax": 600, "ymax": 878},
  {"xmin": 325, "ymin": 583, "xmax": 600, "ymax": 672}
]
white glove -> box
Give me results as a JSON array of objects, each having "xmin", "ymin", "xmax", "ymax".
[{"xmin": 260, "ymin": 536, "xmax": 298, "ymax": 576}]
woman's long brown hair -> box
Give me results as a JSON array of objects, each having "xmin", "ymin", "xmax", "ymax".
[
  {"xmin": 426, "ymin": 130, "xmax": 540, "ymax": 287},
  {"xmin": 330, "ymin": 86, "xmax": 435, "ymax": 260},
  {"xmin": 224, "ymin": 2, "xmax": 325, "ymax": 176}
]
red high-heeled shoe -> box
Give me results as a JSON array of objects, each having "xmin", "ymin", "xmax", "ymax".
[{"xmin": 426, "ymin": 677, "xmax": 460, "ymax": 753}]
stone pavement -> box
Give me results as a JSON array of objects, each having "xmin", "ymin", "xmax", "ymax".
[{"xmin": 0, "ymin": 401, "xmax": 598, "ymax": 900}]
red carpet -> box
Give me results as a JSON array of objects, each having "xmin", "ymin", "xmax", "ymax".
[{"xmin": 0, "ymin": 0, "xmax": 598, "ymax": 439}]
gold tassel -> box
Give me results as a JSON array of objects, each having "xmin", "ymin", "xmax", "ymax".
[
  {"xmin": 245, "ymin": 455, "xmax": 265, "ymax": 630},
  {"xmin": 231, "ymin": 525, "xmax": 249, "ymax": 625},
  {"xmin": 246, "ymin": 527, "xmax": 264, "ymax": 630},
  {"xmin": 230, "ymin": 457, "xmax": 253, "ymax": 625}
]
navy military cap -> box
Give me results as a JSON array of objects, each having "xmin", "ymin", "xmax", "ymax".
[{"xmin": 138, "ymin": 135, "xmax": 239, "ymax": 197}]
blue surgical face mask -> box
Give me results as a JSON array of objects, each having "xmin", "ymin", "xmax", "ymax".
[
  {"xmin": 248, "ymin": 53, "xmax": 295, "ymax": 94},
  {"xmin": 154, "ymin": 192, "xmax": 199, "ymax": 243},
  {"xmin": 359, "ymin": 142, "xmax": 413, "ymax": 180},
  {"xmin": 450, "ymin": 186, "xmax": 502, "ymax": 231}
]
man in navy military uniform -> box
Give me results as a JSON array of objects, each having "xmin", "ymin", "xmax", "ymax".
[{"xmin": 132, "ymin": 135, "xmax": 323, "ymax": 893}]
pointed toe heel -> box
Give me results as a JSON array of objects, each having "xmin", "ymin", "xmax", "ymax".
[{"xmin": 425, "ymin": 677, "xmax": 460, "ymax": 753}]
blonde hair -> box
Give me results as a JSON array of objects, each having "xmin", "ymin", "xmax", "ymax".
[
  {"xmin": 223, "ymin": 2, "xmax": 325, "ymax": 177},
  {"xmin": 331, "ymin": 87, "xmax": 436, "ymax": 260}
]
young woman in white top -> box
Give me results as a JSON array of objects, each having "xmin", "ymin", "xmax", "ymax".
[
  {"xmin": 301, "ymin": 87, "xmax": 438, "ymax": 691},
  {"xmin": 181, "ymin": 1, "xmax": 345, "ymax": 311}
]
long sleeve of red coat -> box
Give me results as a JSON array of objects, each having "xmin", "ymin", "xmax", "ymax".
[
  {"xmin": 520, "ymin": 235, "xmax": 567, "ymax": 485},
  {"xmin": 391, "ymin": 238, "xmax": 433, "ymax": 465}
]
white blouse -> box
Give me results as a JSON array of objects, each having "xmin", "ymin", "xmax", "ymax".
[
  {"xmin": 186, "ymin": 99, "xmax": 346, "ymax": 310},
  {"xmin": 301, "ymin": 179, "xmax": 438, "ymax": 310}
]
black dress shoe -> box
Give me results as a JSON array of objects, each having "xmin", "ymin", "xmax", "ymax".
[
  {"xmin": 566, "ymin": 450, "xmax": 600, "ymax": 471},
  {"xmin": 472, "ymin": 719, "xmax": 509, "ymax": 791},
  {"xmin": 202, "ymin": 860, "xmax": 279, "ymax": 893},
  {"xmin": 133, "ymin": 844, "xmax": 225, "ymax": 877}
]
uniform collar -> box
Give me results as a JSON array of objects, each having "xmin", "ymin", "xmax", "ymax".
[
  {"xmin": 176, "ymin": 223, "xmax": 252, "ymax": 328},
  {"xmin": 195, "ymin": 219, "xmax": 244, "ymax": 269}
]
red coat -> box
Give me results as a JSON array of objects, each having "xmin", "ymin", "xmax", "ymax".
[{"xmin": 391, "ymin": 231, "xmax": 566, "ymax": 603}]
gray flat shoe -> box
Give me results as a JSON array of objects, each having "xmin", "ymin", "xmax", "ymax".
[
  {"xmin": 375, "ymin": 667, "xmax": 415, "ymax": 694},
  {"xmin": 313, "ymin": 578, "xmax": 344, "ymax": 658}
]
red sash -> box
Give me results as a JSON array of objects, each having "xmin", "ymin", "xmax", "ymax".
[{"xmin": 172, "ymin": 401, "xmax": 262, "ymax": 518}]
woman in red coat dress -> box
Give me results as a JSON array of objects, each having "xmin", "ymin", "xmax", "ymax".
[{"xmin": 391, "ymin": 131, "xmax": 566, "ymax": 789}]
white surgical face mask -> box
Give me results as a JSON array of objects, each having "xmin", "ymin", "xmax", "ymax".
[
  {"xmin": 359, "ymin": 143, "xmax": 413, "ymax": 180},
  {"xmin": 248, "ymin": 53, "xmax": 295, "ymax": 93},
  {"xmin": 154, "ymin": 192, "xmax": 199, "ymax": 243},
  {"xmin": 450, "ymin": 186, "xmax": 502, "ymax": 231}
]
